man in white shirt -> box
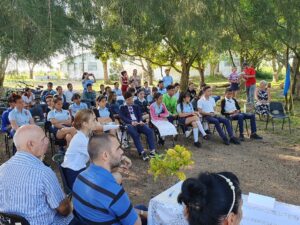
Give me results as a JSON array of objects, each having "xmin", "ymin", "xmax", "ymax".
[
  {"xmin": 221, "ymin": 88, "xmax": 262, "ymax": 141},
  {"xmin": 64, "ymin": 83, "xmax": 76, "ymax": 104},
  {"xmin": 197, "ymin": 86, "xmax": 240, "ymax": 145}
]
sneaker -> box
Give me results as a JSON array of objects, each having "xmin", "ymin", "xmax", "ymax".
[
  {"xmin": 141, "ymin": 152, "xmax": 149, "ymax": 161},
  {"xmin": 250, "ymin": 133, "xmax": 263, "ymax": 140},
  {"xmin": 149, "ymin": 150, "xmax": 156, "ymax": 158},
  {"xmin": 185, "ymin": 129, "xmax": 193, "ymax": 138},
  {"xmin": 194, "ymin": 141, "xmax": 202, "ymax": 148},
  {"xmin": 230, "ymin": 137, "xmax": 241, "ymax": 145},
  {"xmin": 239, "ymin": 134, "xmax": 245, "ymax": 141},
  {"xmin": 223, "ymin": 138, "xmax": 230, "ymax": 145}
]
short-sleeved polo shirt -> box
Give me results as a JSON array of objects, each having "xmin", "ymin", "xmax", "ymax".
[
  {"xmin": 69, "ymin": 102, "xmax": 88, "ymax": 116},
  {"xmin": 176, "ymin": 103, "xmax": 194, "ymax": 114},
  {"xmin": 8, "ymin": 108, "xmax": 32, "ymax": 127},
  {"xmin": 98, "ymin": 107, "xmax": 111, "ymax": 118},
  {"xmin": 73, "ymin": 164, "xmax": 138, "ymax": 224},
  {"xmin": 197, "ymin": 96, "xmax": 216, "ymax": 113},
  {"xmin": 47, "ymin": 109, "xmax": 70, "ymax": 122}
]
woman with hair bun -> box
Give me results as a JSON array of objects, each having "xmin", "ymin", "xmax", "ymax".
[{"xmin": 178, "ymin": 171, "xmax": 243, "ymax": 225}]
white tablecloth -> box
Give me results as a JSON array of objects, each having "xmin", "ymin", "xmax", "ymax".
[{"xmin": 148, "ymin": 182, "xmax": 300, "ymax": 225}]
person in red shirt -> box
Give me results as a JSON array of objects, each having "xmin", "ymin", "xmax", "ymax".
[
  {"xmin": 242, "ymin": 63, "xmax": 256, "ymax": 104},
  {"xmin": 120, "ymin": 70, "xmax": 129, "ymax": 96}
]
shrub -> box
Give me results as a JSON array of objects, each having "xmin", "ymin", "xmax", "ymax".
[{"xmin": 148, "ymin": 145, "xmax": 194, "ymax": 181}]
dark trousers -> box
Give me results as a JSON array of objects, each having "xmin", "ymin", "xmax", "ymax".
[
  {"xmin": 205, "ymin": 116, "xmax": 233, "ymax": 139},
  {"xmin": 127, "ymin": 124, "xmax": 155, "ymax": 153},
  {"xmin": 230, "ymin": 113, "xmax": 256, "ymax": 134},
  {"xmin": 63, "ymin": 167, "xmax": 85, "ymax": 190}
]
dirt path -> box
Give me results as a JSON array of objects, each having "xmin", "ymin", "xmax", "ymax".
[
  {"xmin": 122, "ymin": 130, "xmax": 300, "ymax": 206},
  {"xmin": 0, "ymin": 124, "xmax": 299, "ymax": 207}
]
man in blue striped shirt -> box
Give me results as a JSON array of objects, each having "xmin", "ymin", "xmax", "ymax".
[
  {"xmin": 73, "ymin": 134, "xmax": 144, "ymax": 225},
  {"xmin": 0, "ymin": 124, "xmax": 73, "ymax": 225}
]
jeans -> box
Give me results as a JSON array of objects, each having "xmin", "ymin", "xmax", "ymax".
[
  {"xmin": 246, "ymin": 84, "xmax": 256, "ymax": 104},
  {"xmin": 204, "ymin": 116, "xmax": 233, "ymax": 139},
  {"xmin": 127, "ymin": 124, "xmax": 155, "ymax": 153},
  {"xmin": 230, "ymin": 113, "xmax": 257, "ymax": 134}
]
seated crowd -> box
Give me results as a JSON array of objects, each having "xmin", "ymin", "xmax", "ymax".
[{"xmin": 0, "ymin": 69, "xmax": 262, "ymax": 225}]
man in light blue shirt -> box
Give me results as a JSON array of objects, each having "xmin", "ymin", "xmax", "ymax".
[
  {"xmin": 112, "ymin": 82, "xmax": 122, "ymax": 96},
  {"xmin": 0, "ymin": 125, "xmax": 73, "ymax": 225},
  {"xmin": 157, "ymin": 80, "xmax": 167, "ymax": 95},
  {"xmin": 162, "ymin": 68, "xmax": 174, "ymax": 88}
]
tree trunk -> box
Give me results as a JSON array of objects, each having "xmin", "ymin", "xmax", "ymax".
[
  {"xmin": 291, "ymin": 56, "xmax": 300, "ymax": 95},
  {"xmin": 102, "ymin": 59, "xmax": 109, "ymax": 84},
  {"xmin": 146, "ymin": 60, "xmax": 154, "ymax": 85},
  {"xmin": 29, "ymin": 68, "xmax": 34, "ymax": 79},
  {"xmin": 180, "ymin": 58, "xmax": 190, "ymax": 91},
  {"xmin": 228, "ymin": 49, "xmax": 236, "ymax": 67},
  {"xmin": 271, "ymin": 58, "xmax": 278, "ymax": 82},
  {"xmin": 0, "ymin": 55, "xmax": 9, "ymax": 87},
  {"xmin": 196, "ymin": 60, "xmax": 205, "ymax": 85}
]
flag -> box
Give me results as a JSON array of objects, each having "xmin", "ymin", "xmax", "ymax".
[{"xmin": 283, "ymin": 63, "xmax": 290, "ymax": 96}]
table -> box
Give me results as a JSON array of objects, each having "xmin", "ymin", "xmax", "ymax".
[{"xmin": 148, "ymin": 182, "xmax": 300, "ymax": 225}]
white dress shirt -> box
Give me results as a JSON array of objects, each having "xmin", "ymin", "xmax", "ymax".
[
  {"xmin": 197, "ymin": 96, "xmax": 216, "ymax": 113},
  {"xmin": 224, "ymin": 97, "xmax": 237, "ymax": 113},
  {"xmin": 61, "ymin": 130, "xmax": 89, "ymax": 171},
  {"xmin": 64, "ymin": 90, "xmax": 76, "ymax": 103}
]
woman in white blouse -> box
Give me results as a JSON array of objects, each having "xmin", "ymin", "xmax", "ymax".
[
  {"xmin": 22, "ymin": 88, "xmax": 35, "ymax": 107},
  {"xmin": 61, "ymin": 109, "xmax": 97, "ymax": 189},
  {"xmin": 62, "ymin": 109, "xmax": 126, "ymax": 189}
]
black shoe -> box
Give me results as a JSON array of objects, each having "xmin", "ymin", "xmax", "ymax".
[
  {"xmin": 223, "ymin": 138, "xmax": 230, "ymax": 145},
  {"xmin": 158, "ymin": 138, "xmax": 165, "ymax": 146},
  {"xmin": 250, "ymin": 133, "xmax": 263, "ymax": 140},
  {"xmin": 230, "ymin": 137, "xmax": 241, "ymax": 145},
  {"xmin": 141, "ymin": 152, "xmax": 149, "ymax": 161},
  {"xmin": 203, "ymin": 134, "xmax": 210, "ymax": 140},
  {"xmin": 205, "ymin": 130, "xmax": 211, "ymax": 135},
  {"xmin": 239, "ymin": 134, "xmax": 245, "ymax": 141},
  {"xmin": 194, "ymin": 141, "xmax": 202, "ymax": 148},
  {"xmin": 149, "ymin": 150, "xmax": 156, "ymax": 158}
]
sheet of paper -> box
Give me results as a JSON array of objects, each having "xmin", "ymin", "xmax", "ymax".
[
  {"xmin": 247, "ymin": 192, "xmax": 276, "ymax": 209},
  {"xmin": 151, "ymin": 120, "xmax": 178, "ymax": 137}
]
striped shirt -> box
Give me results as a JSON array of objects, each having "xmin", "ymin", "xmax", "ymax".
[
  {"xmin": 0, "ymin": 151, "xmax": 73, "ymax": 225},
  {"xmin": 73, "ymin": 164, "xmax": 138, "ymax": 224}
]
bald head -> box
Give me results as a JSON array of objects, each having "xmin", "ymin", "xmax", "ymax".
[{"xmin": 14, "ymin": 125, "xmax": 49, "ymax": 157}]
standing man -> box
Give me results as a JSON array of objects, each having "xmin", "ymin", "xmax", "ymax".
[
  {"xmin": 72, "ymin": 134, "xmax": 145, "ymax": 225},
  {"xmin": 64, "ymin": 83, "xmax": 76, "ymax": 104},
  {"xmin": 242, "ymin": 63, "xmax": 257, "ymax": 104},
  {"xmin": 0, "ymin": 125, "xmax": 73, "ymax": 225},
  {"xmin": 162, "ymin": 68, "xmax": 173, "ymax": 88}
]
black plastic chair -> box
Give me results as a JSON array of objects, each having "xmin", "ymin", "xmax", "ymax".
[
  {"xmin": 266, "ymin": 102, "xmax": 291, "ymax": 133},
  {"xmin": 52, "ymin": 153, "xmax": 72, "ymax": 195},
  {"xmin": 0, "ymin": 212, "xmax": 30, "ymax": 225}
]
